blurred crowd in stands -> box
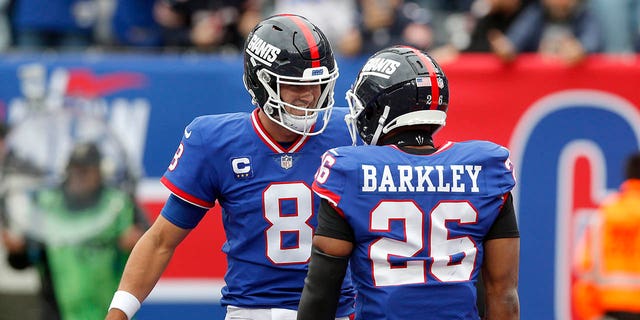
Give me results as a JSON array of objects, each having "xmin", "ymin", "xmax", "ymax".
[{"xmin": 0, "ymin": 0, "xmax": 638, "ymax": 64}]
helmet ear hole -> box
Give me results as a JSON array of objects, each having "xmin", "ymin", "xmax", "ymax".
[
  {"xmin": 258, "ymin": 70, "xmax": 271, "ymax": 83},
  {"xmin": 363, "ymin": 106, "xmax": 376, "ymax": 122}
]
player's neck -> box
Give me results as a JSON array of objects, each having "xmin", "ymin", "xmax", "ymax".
[
  {"xmin": 257, "ymin": 109, "xmax": 300, "ymax": 143},
  {"xmin": 397, "ymin": 145, "xmax": 438, "ymax": 155}
]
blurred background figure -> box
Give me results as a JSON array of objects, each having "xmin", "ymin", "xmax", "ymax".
[
  {"xmin": 152, "ymin": 0, "xmax": 262, "ymax": 52},
  {"xmin": 572, "ymin": 152, "xmax": 640, "ymax": 320},
  {"xmin": 0, "ymin": 121, "xmax": 42, "ymax": 221},
  {"xmin": 12, "ymin": 0, "xmax": 97, "ymax": 50},
  {"xmin": 266, "ymin": 0, "xmax": 357, "ymax": 56},
  {"xmin": 0, "ymin": 0, "xmax": 11, "ymax": 51},
  {"xmin": 588, "ymin": 0, "xmax": 638, "ymax": 54},
  {"xmin": 489, "ymin": 0, "xmax": 603, "ymax": 65},
  {"xmin": 0, "ymin": 122, "xmax": 11, "ymax": 177},
  {"xmin": 466, "ymin": 0, "xmax": 528, "ymax": 52},
  {"xmin": 1, "ymin": 142, "xmax": 148, "ymax": 320},
  {"xmin": 418, "ymin": 0, "xmax": 474, "ymax": 51},
  {"xmin": 109, "ymin": 0, "xmax": 162, "ymax": 49},
  {"xmin": 430, "ymin": 0, "xmax": 528, "ymax": 63},
  {"xmin": 340, "ymin": 0, "xmax": 434, "ymax": 56}
]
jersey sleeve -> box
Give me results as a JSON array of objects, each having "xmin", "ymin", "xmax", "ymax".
[
  {"xmin": 316, "ymin": 198, "xmax": 355, "ymax": 242},
  {"xmin": 483, "ymin": 143, "xmax": 517, "ymax": 196},
  {"xmin": 312, "ymin": 148, "xmax": 349, "ymax": 207},
  {"xmin": 161, "ymin": 117, "xmax": 218, "ymax": 209}
]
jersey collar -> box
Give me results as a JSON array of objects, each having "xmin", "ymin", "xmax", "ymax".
[
  {"xmin": 389, "ymin": 141, "xmax": 455, "ymax": 155},
  {"xmin": 251, "ymin": 108, "xmax": 309, "ymax": 153}
]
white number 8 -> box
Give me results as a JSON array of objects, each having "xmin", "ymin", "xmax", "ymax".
[{"xmin": 263, "ymin": 183, "xmax": 314, "ymax": 264}]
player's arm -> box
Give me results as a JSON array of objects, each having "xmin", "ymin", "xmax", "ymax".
[
  {"xmin": 106, "ymin": 215, "xmax": 190, "ymax": 320},
  {"xmin": 297, "ymin": 199, "xmax": 354, "ymax": 320},
  {"xmin": 106, "ymin": 195, "xmax": 208, "ymax": 320},
  {"xmin": 482, "ymin": 193, "xmax": 520, "ymax": 320}
]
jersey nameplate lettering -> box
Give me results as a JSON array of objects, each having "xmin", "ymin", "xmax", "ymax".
[{"xmin": 361, "ymin": 164, "xmax": 482, "ymax": 193}]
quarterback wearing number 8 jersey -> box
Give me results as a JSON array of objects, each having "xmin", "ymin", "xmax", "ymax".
[
  {"xmin": 161, "ymin": 107, "xmax": 355, "ymax": 315},
  {"xmin": 105, "ymin": 14, "xmax": 355, "ymax": 320},
  {"xmin": 298, "ymin": 46, "xmax": 520, "ymax": 320}
]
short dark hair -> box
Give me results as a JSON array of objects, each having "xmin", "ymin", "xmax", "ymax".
[
  {"xmin": 625, "ymin": 152, "xmax": 640, "ymax": 180},
  {"xmin": 67, "ymin": 142, "xmax": 101, "ymax": 167}
]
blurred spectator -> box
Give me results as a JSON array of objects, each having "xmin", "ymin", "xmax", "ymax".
[
  {"xmin": 0, "ymin": 122, "xmax": 42, "ymax": 209},
  {"xmin": 636, "ymin": 3, "xmax": 640, "ymax": 52},
  {"xmin": 0, "ymin": 0, "xmax": 11, "ymax": 51},
  {"xmin": 1, "ymin": 122, "xmax": 35, "ymax": 225},
  {"xmin": 572, "ymin": 152, "xmax": 640, "ymax": 320},
  {"xmin": 588, "ymin": 0, "xmax": 638, "ymax": 53},
  {"xmin": 268, "ymin": 0, "xmax": 357, "ymax": 55},
  {"xmin": 110, "ymin": 0, "xmax": 162, "ymax": 48},
  {"xmin": 12, "ymin": 0, "xmax": 97, "ymax": 50},
  {"xmin": 341, "ymin": 0, "xmax": 434, "ymax": 56},
  {"xmin": 415, "ymin": 0, "xmax": 474, "ymax": 49},
  {"xmin": 153, "ymin": 0, "xmax": 262, "ymax": 52},
  {"xmin": 637, "ymin": 2, "xmax": 640, "ymax": 52},
  {"xmin": 466, "ymin": 0, "xmax": 527, "ymax": 52},
  {"xmin": 0, "ymin": 122, "xmax": 9, "ymax": 174},
  {"xmin": 1, "ymin": 142, "xmax": 147, "ymax": 320},
  {"xmin": 635, "ymin": 3, "xmax": 640, "ymax": 52},
  {"xmin": 430, "ymin": 0, "xmax": 527, "ymax": 64},
  {"xmin": 490, "ymin": 0, "xmax": 603, "ymax": 65}
]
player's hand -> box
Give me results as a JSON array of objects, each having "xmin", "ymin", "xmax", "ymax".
[
  {"xmin": 105, "ymin": 308, "xmax": 128, "ymax": 320},
  {"xmin": 1, "ymin": 229, "xmax": 26, "ymax": 253}
]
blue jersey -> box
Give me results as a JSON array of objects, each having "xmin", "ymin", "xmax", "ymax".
[
  {"xmin": 312, "ymin": 141, "xmax": 516, "ymax": 320},
  {"xmin": 161, "ymin": 108, "xmax": 355, "ymax": 315}
]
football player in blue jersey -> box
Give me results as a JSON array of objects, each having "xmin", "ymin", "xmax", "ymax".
[
  {"xmin": 297, "ymin": 46, "xmax": 520, "ymax": 320},
  {"xmin": 106, "ymin": 14, "xmax": 356, "ymax": 320}
]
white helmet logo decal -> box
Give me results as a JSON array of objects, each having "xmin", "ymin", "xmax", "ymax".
[
  {"xmin": 360, "ymin": 58, "xmax": 401, "ymax": 79},
  {"xmin": 246, "ymin": 35, "xmax": 282, "ymax": 66}
]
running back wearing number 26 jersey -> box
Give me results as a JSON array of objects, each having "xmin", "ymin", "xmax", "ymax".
[
  {"xmin": 313, "ymin": 140, "xmax": 515, "ymax": 320},
  {"xmin": 160, "ymin": 107, "xmax": 355, "ymax": 315}
]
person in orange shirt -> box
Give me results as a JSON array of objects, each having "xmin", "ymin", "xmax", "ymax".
[{"xmin": 573, "ymin": 152, "xmax": 640, "ymax": 320}]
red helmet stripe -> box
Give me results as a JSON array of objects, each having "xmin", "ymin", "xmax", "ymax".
[
  {"xmin": 409, "ymin": 47, "xmax": 440, "ymax": 110},
  {"xmin": 282, "ymin": 14, "xmax": 321, "ymax": 68}
]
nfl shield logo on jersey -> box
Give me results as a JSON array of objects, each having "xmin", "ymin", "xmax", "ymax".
[{"xmin": 280, "ymin": 154, "xmax": 293, "ymax": 169}]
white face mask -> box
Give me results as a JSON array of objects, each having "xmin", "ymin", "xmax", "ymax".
[{"xmin": 257, "ymin": 67, "xmax": 338, "ymax": 136}]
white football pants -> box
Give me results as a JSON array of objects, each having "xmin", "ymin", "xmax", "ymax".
[{"xmin": 225, "ymin": 306, "xmax": 350, "ymax": 320}]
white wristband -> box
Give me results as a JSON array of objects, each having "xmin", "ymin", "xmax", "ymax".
[{"xmin": 109, "ymin": 290, "xmax": 141, "ymax": 320}]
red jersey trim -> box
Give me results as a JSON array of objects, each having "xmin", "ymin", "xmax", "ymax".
[
  {"xmin": 433, "ymin": 141, "xmax": 454, "ymax": 154},
  {"xmin": 251, "ymin": 109, "xmax": 309, "ymax": 153},
  {"xmin": 388, "ymin": 141, "xmax": 455, "ymax": 155},
  {"xmin": 312, "ymin": 182, "xmax": 341, "ymax": 207},
  {"xmin": 328, "ymin": 200, "xmax": 347, "ymax": 219},
  {"xmin": 160, "ymin": 176, "xmax": 214, "ymax": 209}
]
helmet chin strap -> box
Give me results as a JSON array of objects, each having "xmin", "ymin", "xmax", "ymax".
[{"xmin": 369, "ymin": 105, "xmax": 390, "ymax": 146}]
